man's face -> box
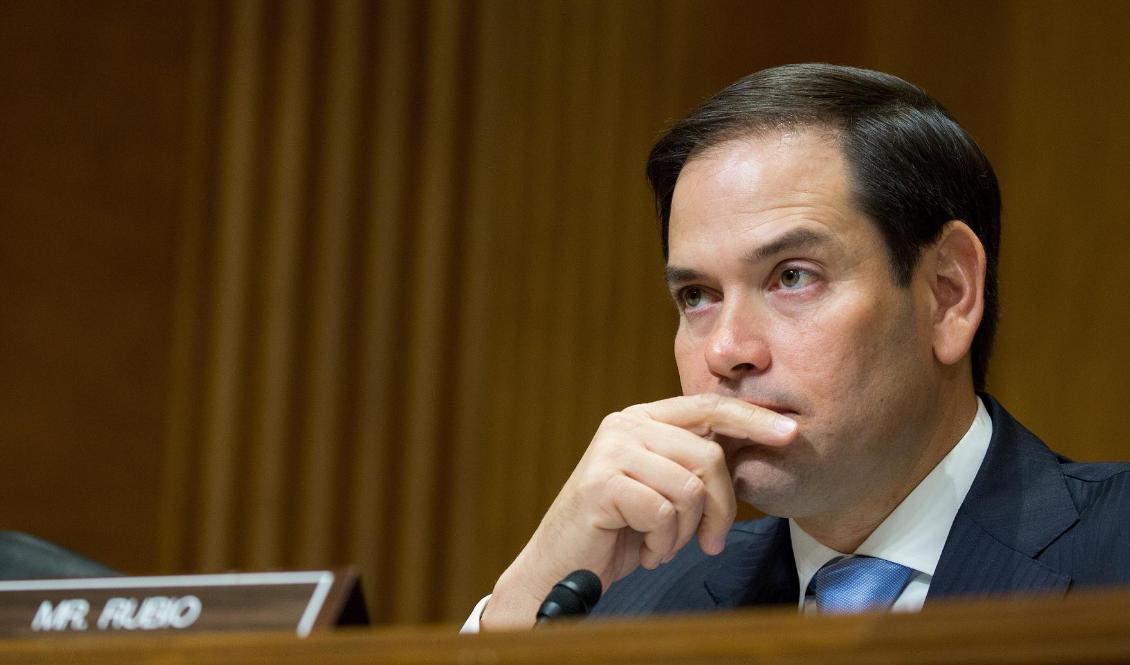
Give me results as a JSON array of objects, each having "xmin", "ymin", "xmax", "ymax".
[{"xmin": 667, "ymin": 130, "xmax": 943, "ymax": 521}]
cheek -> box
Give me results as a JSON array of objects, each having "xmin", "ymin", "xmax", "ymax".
[
  {"xmin": 774, "ymin": 299, "xmax": 897, "ymax": 402},
  {"xmin": 801, "ymin": 296, "xmax": 926, "ymax": 413}
]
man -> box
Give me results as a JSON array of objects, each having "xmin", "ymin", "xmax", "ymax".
[{"xmin": 465, "ymin": 63, "xmax": 1130, "ymax": 631}]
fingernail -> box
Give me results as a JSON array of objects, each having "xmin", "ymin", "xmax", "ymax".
[{"xmin": 774, "ymin": 415, "xmax": 797, "ymax": 435}]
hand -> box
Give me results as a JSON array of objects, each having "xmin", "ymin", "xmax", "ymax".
[{"xmin": 479, "ymin": 393, "xmax": 798, "ymax": 629}]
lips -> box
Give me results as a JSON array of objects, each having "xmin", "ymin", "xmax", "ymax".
[
  {"xmin": 767, "ymin": 408, "xmax": 798, "ymax": 417},
  {"xmin": 742, "ymin": 400, "xmax": 798, "ymax": 417},
  {"xmin": 702, "ymin": 393, "xmax": 802, "ymax": 444}
]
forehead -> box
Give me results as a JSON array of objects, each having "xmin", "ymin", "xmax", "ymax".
[{"xmin": 668, "ymin": 130, "xmax": 877, "ymax": 261}]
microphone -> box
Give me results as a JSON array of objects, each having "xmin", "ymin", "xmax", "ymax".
[{"xmin": 535, "ymin": 569, "xmax": 602, "ymax": 625}]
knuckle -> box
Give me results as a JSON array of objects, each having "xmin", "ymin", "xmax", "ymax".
[
  {"xmin": 573, "ymin": 471, "xmax": 605, "ymax": 503},
  {"xmin": 693, "ymin": 392, "xmax": 722, "ymax": 411},
  {"xmin": 702, "ymin": 443, "xmax": 726, "ymax": 469},
  {"xmin": 591, "ymin": 418, "xmax": 634, "ymax": 457},
  {"xmin": 680, "ymin": 475, "xmax": 706, "ymax": 503},
  {"xmin": 602, "ymin": 444, "xmax": 632, "ymax": 469},
  {"xmin": 601, "ymin": 410, "xmax": 641, "ymax": 434},
  {"xmin": 603, "ymin": 473, "xmax": 631, "ymax": 496},
  {"xmin": 693, "ymin": 393, "xmax": 725, "ymax": 431},
  {"xmin": 576, "ymin": 466, "xmax": 619, "ymax": 504},
  {"xmin": 601, "ymin": 434, "xmax": 637, "ymax": 465},
  {"xmin": 599, "ymin": 411, "xmax": 627, "ymax": 430},
  {"xmin": 621, "ymin": 403, "xmax": 647, "ymax": 417}
]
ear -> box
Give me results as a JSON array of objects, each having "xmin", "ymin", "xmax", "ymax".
[{"xmin": 927, "ymin": 221, "xmax": 986, "ymax": 367}]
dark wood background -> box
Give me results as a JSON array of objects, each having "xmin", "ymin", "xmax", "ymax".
[{"xmin": 1, "ymin": 0, "xmax": 1127, "ymax": 624}]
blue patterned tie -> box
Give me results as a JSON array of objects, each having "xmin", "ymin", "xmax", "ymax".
[{"xmin": 809, "ymin": 555, "xmax": 915, "ymax": 614}]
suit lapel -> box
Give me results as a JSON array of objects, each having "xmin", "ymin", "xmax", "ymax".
[
  {"xmin": 704, "ymin": 517, "xmax": 799, "ymax": 609},
  {"xmin": 928, "ymin": 395, "xmax": 1077, "ymax": 602}
]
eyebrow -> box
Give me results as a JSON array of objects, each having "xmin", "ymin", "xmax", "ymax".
[
  {"xmin": 664, "ymin": 265, "xmax": 704, "ymax": 286},
  {"xmin": 665, "ymin": 228, "xmax": 834, "ymax": 287},
  {"xmin": 744, "ymin": 228, "xmax": 832, "ymax": 263}
]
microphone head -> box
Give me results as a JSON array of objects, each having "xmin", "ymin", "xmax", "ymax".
[{"xmin": 535, "ymin": 569, "xmax": 602, "ymax": 623}]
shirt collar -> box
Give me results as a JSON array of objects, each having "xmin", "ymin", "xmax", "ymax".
[{"xmin": 789, "ymin": 396, "xmax": 993, "ymax": 599}]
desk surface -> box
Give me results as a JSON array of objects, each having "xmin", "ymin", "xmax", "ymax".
[{"xmin": 3, "ymin": 588, "xmax": 1130, "ymax": 664}]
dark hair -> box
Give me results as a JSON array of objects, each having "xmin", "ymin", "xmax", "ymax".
[{"xmin": 647, "ymin": 63, "xmax": 1001, "ymax": 390}]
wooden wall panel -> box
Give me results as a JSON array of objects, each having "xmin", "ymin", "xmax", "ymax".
[
  {"xmin": 990, "ymin": 1, "xmax": 1130, "ymax": 462},
  {"xmin": 854, "ymin": 0, "xmax": 1130, "ymax": 462},
  {"xmin": 0, "ymin": 1, "xmax": 190, "ymax": 572},
  {"xmin": 2, "ymin": 0, "xmax": 1128, "ymax": 627}
]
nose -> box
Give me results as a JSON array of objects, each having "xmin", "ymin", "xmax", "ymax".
[{"xmin": 704, "ymin": 300, "xmax": 771, "ymax": 381}]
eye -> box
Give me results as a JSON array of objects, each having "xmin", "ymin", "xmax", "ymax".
[
  {"xmin": 777, "ymin": 267, "xmax": 814, "ymax": 290},
  {"xmin": 673, "ymin": 282, "xmax": 709, "ymax": 309},
  {"xmin": 677, "ymin": 286, "xmax": 707, "ymax": 310}
]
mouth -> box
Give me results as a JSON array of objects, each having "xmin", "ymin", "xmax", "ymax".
[
  {"xmin": 741, "ymin": 400, "xmax": 799, "ymax": 418},
  {"xmin": 712, "ymin": 399, "xmax": 800, "ymax": 454},
  {"xmin": 767, "ymin": 408, "xmax": 798, "ymax": 417}
]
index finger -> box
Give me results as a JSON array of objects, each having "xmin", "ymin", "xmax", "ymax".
[{"xmin": 627, "ymin": 393, "xmax": 798, "ymax": 445}]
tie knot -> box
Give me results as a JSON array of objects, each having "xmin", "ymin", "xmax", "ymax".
[{"xmin": 808, "ymin": 555, "xmax": 915, "ymax": 614}]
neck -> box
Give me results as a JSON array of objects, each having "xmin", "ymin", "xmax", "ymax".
[{"xmin": 795, "ymin": 387, "xmax": 979, "ymax": 553}]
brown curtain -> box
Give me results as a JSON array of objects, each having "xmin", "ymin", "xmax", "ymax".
[
  {"xmin": 3, "ymin": 0, "xmax": 1128, "ymax": 626},
  {"xmin": 159, "ymin": 0, "xmax": 697, "ymax": 623}
]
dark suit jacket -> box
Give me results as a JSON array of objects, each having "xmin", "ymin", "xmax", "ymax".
[
  {"xmin": 0, "ymin": 531, "xmax": 117, "ymax": 580},
  {"xmin": 591, "ymin": 395, "xmax": 1130, "ymax": 617}
]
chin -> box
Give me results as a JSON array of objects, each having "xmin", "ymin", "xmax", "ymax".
[{"xmin": 730, "ymin": 457, "xmax": 805, "ymax": 517}]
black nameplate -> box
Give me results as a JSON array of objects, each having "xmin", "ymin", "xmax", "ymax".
[{"xmin": 0, "ymin": 570, "xmax": 367, "ymax": 638}]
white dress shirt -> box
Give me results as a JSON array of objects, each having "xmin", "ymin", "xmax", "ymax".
[
  {"xmin": 462, "ymin": 397, "xmax": 992, "ymax": 631},
  {"xmin": 793, "ymin": 397, "xmax": 992, "ymax": 612}
]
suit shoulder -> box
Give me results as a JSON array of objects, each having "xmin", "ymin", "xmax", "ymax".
[
  {"xmin": 1061, "ymin": 460, "xmax": 1130, "ymax": 483},
  {"xmin": 1034, "ymin": 460, "xmax": 1130, "ymax": 586},
  {"xmin": 1060, "ymin": 460, "xmax": 1130, "ymax": 514}
]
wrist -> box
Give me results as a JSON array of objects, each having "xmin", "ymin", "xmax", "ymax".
[{"xmin": 480, "ymin": 564, "xmax": 544, "ymax": 630}]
